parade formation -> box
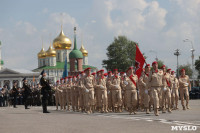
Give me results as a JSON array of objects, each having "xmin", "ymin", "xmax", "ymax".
[{"xmin": 36, "ymin": 61, "xmax": 191, "ymax": 116}]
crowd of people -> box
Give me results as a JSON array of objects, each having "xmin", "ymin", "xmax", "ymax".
[
  {"xmin": 0, "ymin": 61, "xmax": 191, "ymax": 116},
  {"xmin": 0, "ymin": 83, "xmax": 55, "ymax": 108}
]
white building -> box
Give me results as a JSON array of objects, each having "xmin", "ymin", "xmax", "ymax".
[{"xmin": 0, "ymin": 68, "xmax": 40, "ymax": 89}]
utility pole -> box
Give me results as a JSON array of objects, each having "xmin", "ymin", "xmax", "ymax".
[
  {"xmin": 183, "ymin": 39, "xmax": 195, "ymax": 86},
  {"xmin": 174, "ymin": 49, "xmax": 180, "ymax": 78}
]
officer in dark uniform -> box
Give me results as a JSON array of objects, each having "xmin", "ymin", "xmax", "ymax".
[
  {"xmin": 40, "ymin": 70, "xmax": 51, "ymax": 113},
  {"xmin": 22, "ymin": 77, "xmax": 31, "ymax": 109},
  {"xmin": 12, "ymin": 82, "xmax": 18, "ymax": 108}
]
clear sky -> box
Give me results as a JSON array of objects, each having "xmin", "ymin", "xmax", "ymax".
[{"xmin": 0, "ymin": 0, "xmax": 199, "ymax": 75}]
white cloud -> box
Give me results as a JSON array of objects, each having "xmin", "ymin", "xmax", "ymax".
[
  {"xmin": 15, "ymin": 21, "xmax": 37, "ymax": 35},
  {"xmin": 42, "ymin": 8, "xmax": 48, "ymax": 14}
]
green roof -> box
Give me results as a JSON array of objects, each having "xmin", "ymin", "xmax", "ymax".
[
  {"xmin": 69, "ymin": 49, "xmax": 83, "ymax": 59},
  {"xmin": 69, "ymin": 28, "xmax": 83, "ymax": 59},
  {"xmin": 1, "ymin": 60, "xmax": 4, "ymax": 65},
  {"xmin": 33, "ymin": 62, "xmax": 96, "ymax": 71}
]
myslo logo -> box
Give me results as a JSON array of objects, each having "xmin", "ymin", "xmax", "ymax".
[{"xmin": 171, "ymin": 125, "xmax": 197, "ymax": 131}]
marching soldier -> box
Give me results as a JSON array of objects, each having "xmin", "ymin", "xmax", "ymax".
[
  {"xmin": 82, "ymin": 67, "xmax": 95, "ymax": 114},
  {"xmin": 111, "ymin": 69, "xmax": 122, "ymax": 113},
  {"xmin": 171, "ymin": 71, "xmax": 179, "ymax": 110},
  {"xmin": 79, "ymin": 71, "xmax": 85, "ymax": 112},
  {"xmin": 106, "ymin": 71, "xmax": 113, "ymax": 112},
  {"xmin": 40, "ymin": 70, "xmax": 51, "ymax": 113},
  {"xmin": 179, "ymin": 69, "xmax": 191, "ymax": 110},
  {"xmin": 58, "ymin": 79, "xmax": 64, "ymax": 110},
  {"xmin": 139, "ymin": 64, "xmax": 150, "ymax": 114},
  {"xmin": 162, "ymin": 68, "xmax": 172, "ymax": 113},
  {"xmin": 54, "ymin": 80, "xmax": 60, "ymax": 110},
  {"xmin": 124, "ymin": 67, "xmax": 138, "ymax": 115},
  {"xmin": 73, "ymin": 75, "xmax": 80, "ymax": 112},
  {"xmin": 120, "ymin": 72, "xmax": 126, "ymax": 110},
  {"xmin": 66, "ymin": 76, "xmax": 72, "ymax": 111},
  {"xmin": 95, "ymin": 71, "xmax": 101, "ymax": 112},
  {"xmin": 91, "ymin": 72, "xmax": 97, "ymax": 111},
  {"xmin": 71, "ymin": 76, "xmax": 77, "ymax": 111},
  {"xmin": 96, "ymin": 69, "xmax": 108, "ymax": 113},
  {"xmin": 148, "ymin": 61, "xmax": 164, "ymax": 116},
  {"xmin": 22, "ymin": 77, "xmax": 31, "ymax": 109}
]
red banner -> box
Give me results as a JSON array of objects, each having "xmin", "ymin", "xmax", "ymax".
[{"xmin": 135, "ymin": 44, "xmax": 145, "ymax": 78}]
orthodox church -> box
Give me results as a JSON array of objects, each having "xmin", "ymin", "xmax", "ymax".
[{"xmin": 33, "ymin": 27, "xmax": 97, "ymax": 83}]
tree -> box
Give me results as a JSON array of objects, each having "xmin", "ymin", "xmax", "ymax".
[
  {"xmin": 195, "ymin": 56, "xmax": 200, "ymax": 79},
  {"xmin": 102, "ymin": 36, "xmax": 137, "ymax": 72},
  {"xmin": 178, "ymin": 64, "xmax": 193, "ymax": 78},
  {"xmin": 157, "ymin": 60, "xmax": 165, "ymax": 69}
]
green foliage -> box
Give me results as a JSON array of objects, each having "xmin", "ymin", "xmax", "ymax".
[
  {"xmin": 157, "ymin": 60, "xmax": 165, "ymax": 69},
  {"xmin": 195, "ymin": 56, "xmax": 200, "ymax": 79},
  {"xmin": 102, "ymin": 36, "xmax": 137, "ymax": 72}
]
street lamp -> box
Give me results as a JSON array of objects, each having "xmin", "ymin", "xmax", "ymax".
[
  {"xmin": 183, "ymin": 39, "xmax": 195, "ymax": 81},
  {"xmin": 174, "ymin": 49, "xmax": 180, "ymax": 78}
]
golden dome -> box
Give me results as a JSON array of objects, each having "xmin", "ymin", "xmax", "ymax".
[
  {"xmin": 80, "ymin": 44, "xmax": 88, "ymax": 56},
  {"xmin": 53, "ymin": 29, "xmax": 72, "ymax": 50},
  {"xmin": 38, "ymin": 47, "xmax": 46, "ymax": 58},
  {"xmin": 46, "ymin": 46, "xmax": 56, "ymax": 57}
]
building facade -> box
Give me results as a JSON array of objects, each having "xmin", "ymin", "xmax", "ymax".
[{"xmin": 33, "ymin": 27, "xmax": 97, "ymax": 83}]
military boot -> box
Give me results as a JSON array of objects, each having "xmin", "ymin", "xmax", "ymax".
[
  {"xmin": 146, "ymin": 108, "xmax": 150, "ymax": 114},
  {"xmin": 183, "ymin": 105, "xmax": 186, "ymax": 110},
  {"xmin": 154, "ymin": 108, "xmax": 159, "ymax": 116}
]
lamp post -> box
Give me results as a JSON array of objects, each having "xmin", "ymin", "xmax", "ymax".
[
  {"xmin": 174, "ymin": 49, "xmax": 180, "ymax": 78},
  {"xmin": 183, "ymin": 39, "xmax": 195, "ymax": 85}
]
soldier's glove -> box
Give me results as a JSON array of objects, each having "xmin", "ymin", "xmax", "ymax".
[
  {"xmin": 124, "ymin": 81, "xmax": 128, "ymax": 85},
  {"xmin": 184, "ymin": 83, "xmax": 189, "ymax": 86},
  {"xmin": 108, "ymin": 90, "xmax": 110, "ymax": 94},
  {"xmin": 85, "ymin": 89, "xmax": 89, "ymax": 93},
  {"xmin": 100, "ymin": 85, "xmax": 104, "ymax": 89},
  {"xmin": 145, "ymin": 89, "xmax": 148, "ymax": 94},
  {"xmin": 163, "ymin": 87, "xmax": 167, "ymax": 91},
  {"xmin": 115, "ymin": 85, "xmax": 120, "ymax": 89}
]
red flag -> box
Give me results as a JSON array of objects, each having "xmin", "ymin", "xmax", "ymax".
[{"xmin": 135, "ymin": 44, "xmax": 145, "ymax": 78}]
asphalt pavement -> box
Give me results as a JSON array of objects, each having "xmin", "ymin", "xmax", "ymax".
[{"xmin": 0, "ymin": 100, "xmax": 200, "ymax": 133}]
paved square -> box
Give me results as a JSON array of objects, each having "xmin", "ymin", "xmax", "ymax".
[{"xmin": 0, "ymin": 100, "xmax": 199, "ymax": 133}]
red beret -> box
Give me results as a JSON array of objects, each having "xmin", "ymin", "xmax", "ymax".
[
  {"xmin": 171, "ymin": 71, "xmax": 175, "ymax": 73},
  {"xmin": 84, "ymin": 67, "xmax": 91, "ymax": 72},
  {"xmin": 167, "ymin": 68, "xmax": 171, "ymax": 72},
  {"xmin": 126, "ymin": 67, "xmax": 133, "ymax": 73},
  {"xmin": 108, "ymin": 71, "xmax": 112, "ymax": 74},
  {"xmin": 65, "ymin": 77, "xmax": 68, "ymax": 79},
  {"xmin": 60, "ymin": 78, "xmax": 64, "ymax": 81},
  {"xmin": 80, "ymin": 71, "xmax": 84, "ymax": 74},
  {"xmin": 91, "ymin": 72, "xmax": 96, "ymax": 75},
  {"xmin": 99, "ymin": 69, "xmax": 104, "ymax": 72},
  {"xmin": 113, "ymin": 69, "xmax": 118, "ymax": 72},
  {"xmin": 104, "ymin": 73, "xmax": 108, "ymax": 76},
  {"xmin": 56, "ymin": 80, "xmax": 59, "ymax": 83},
  {"xmin": 76, "ymin": 74, "xmax": 79, "ymax": 77},
  {"xmin": 161, "ymin": 65, "xmax": 166, "ymax": 69},
  {"xmin": 152, "ymin": 61, "xmax": 158, "ymax": 66},
  {"xmin": 181, "ymin": 69, "xmax": 185, "ymax": 72},
  {"xmin": 120, "ymin": 72, "xmax": 125, "ymax": 74},
  {"xmin": 73, "ymin": 76, "xmax": 76, "ymax": 78},
  {"xmin": 68, "ymin": 76, "xmax": 72, "ymax": 79},
  {"xmin": 145, "ymin": 64, "xmax": 150, "ymax": 68}
]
